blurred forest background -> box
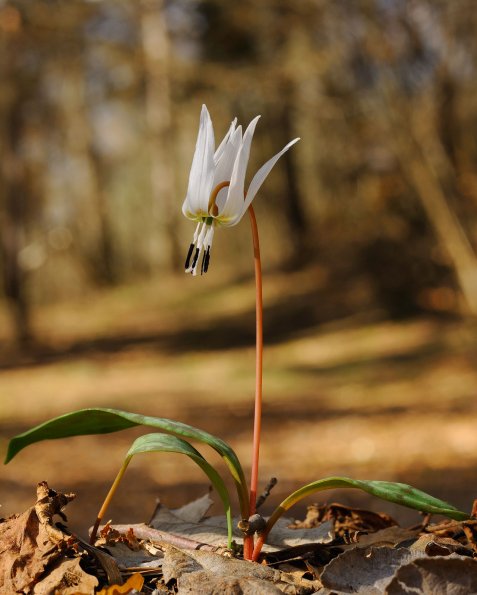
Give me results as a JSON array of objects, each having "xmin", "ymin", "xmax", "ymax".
[{"xmin": 1, "ymin": 0, "xmax": 477, "ymax": 533}]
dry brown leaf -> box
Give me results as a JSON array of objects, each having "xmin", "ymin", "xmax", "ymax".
[
  {"xmin": 293, "ymin": 503, "xmax": 397, "ymax": 538},
  {"xmin": 150, "ymin": 503, "xmax": 334, "ymax": 552},
  {"xmin": 320, "ymin": 546, "xmax": 423, "ymax": 595},
  {"xmin": 149, "ymin": 505, "xmax": 231, "ymax": 546},
  {"xmin": 96, "ymin": 572, "xmax": 144, "ymax": 595},
  {"xmin": 356, "ymin": 526, "xmax": 419, "ymax": 548},
  {"xmin": 0, "ymin": 483, "xmax": 75, "ymax": 593},
  {"xmin": 77, "ymin": 536, "xmax": 123, "ymax": 586},
  {"xmin": 425, "ymin": 519, "xmax": 463, "ymax": 538},
  {"xmin": 32, "ymin": 557, "xmax": 98, "ymax": 595},
  {"xmin": 385, "ymin": 556, "xmax": 477, "ymax": 594},
  {"xmin": 103, "ymin": 541, "xmax": 163, "ymax": 569},
  {"xmin": 462, "ymin": 519, "xmax": 477, "ymax": 553},
  {"xmin": 0, "ymin": 507, "xmax": 61, "ymax": 593},
  {"xmin": 177, "ymin": 571, "xmax": 284, "ymax": 594},
  {"xmin": 162, "ymin": 545, "xmax": 320, "ymax": 594},
  {"xmin": 165, "ymin": 492, "xmax": 214, "ymax": 524},
  {"xmin": 268, "ymin": 518, "xmax": 334, "ymax": 550},
  {"xmin": 409, "ymin": 533, "xmax": 473, "ymax": 557}
]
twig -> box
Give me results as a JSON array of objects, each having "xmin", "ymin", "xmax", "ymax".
[
  {"xmin": 105, "ymin": 523, "xmax": 232, "ymax": 555},
  {"xmin": 256, "ymin": 477, "xmax": 278, "ymax": 510}
]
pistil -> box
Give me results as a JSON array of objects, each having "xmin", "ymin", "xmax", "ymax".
[{"xmin": 208, "ymin": 181, "xmax": 230, "ymax": 214}]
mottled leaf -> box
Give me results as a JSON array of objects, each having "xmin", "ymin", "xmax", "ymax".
[{"xmin": 5, "ymin": 407, "xmax": 249, "ymax": 517}]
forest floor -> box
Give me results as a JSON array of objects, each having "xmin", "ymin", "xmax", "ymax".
[{"xmin": 1, "ymin": 265, "xmax": 477, "ymax": 539}]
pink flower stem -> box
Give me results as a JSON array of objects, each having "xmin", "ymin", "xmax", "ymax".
[{"xmin": 243, "ymin": 205, "xmax": 263, "ymax": 560}]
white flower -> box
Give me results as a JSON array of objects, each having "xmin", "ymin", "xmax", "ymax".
[{"xmin": 182, "ymin": 104, "xmax": 300, "ymax": 275}]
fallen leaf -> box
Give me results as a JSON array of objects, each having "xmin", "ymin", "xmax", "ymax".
[
  {"xmin": 320, "ymin": 546, "xmax": 422, "ymax": 594},
  {"xmin": 149, "ymin": 505, "xmax": 231, "ymax": 546},
  {"xmin": 162, "ymin": 546, "xmax": 203, "ymax": 583},
  {"xmin": 34, "ymin": 480, "xmax": 75, "ymax": 532},
  {"xmin": 163, "ymin": 492, "xmax": 214, "ymax": 524},
  {"xmin": 0, "ymin": 482, "xmax": 75, "ymax": 593},
  {"xmin": 356, "ymin": 526, "xmax": 419, "ymax": 548},
  {"xmin": 103, "ymin": 541, "xmax": 163, "ymax": 569},
  {"xmin": 32, "ymin": 557, "xmax": 98, "ymax": 595},
  {"xmin": 462, "ymin": 519, "xmax": 477, "ymax": 553},
  {"xmin": 162, "ymin": 545, "xmax": 320, "ymax": 594},
  {"xmin": 425, "ymin": 519, "xmax": 462, "ymax": 538},
  {"xmin": 409, "ymin": 533, "xmax": 473, "ymax": 557},
  {"xmin": 177, "ymin": 571, "xmax": 284, "ymax": 594},
  {"xmin": 293, "ymin": 502, "xmax": 397, "ymax": 538},
  {"xmin": 97, "ymin": 572, "xmax": 144, "ymax": 595},
  {"xmin": 150, "ymin": 503, "xmax": 334, "ymax": 551},
  {"xmin": 268, "ymin": 517, "xmax": 334, "ymax": 549},
  {"xmin": 76, "ymin": 535, "xmax": 123, "ymax": 586},
  {"xmin": 385, "ymin": 556, "xmax": 477, "ymax": 594}
]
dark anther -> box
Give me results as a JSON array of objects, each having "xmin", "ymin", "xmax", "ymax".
[
  {"xmin": 185, "ymin": 243, "xmax": 194, "ymax": 269},
  {"xmin": 200, "ymin": 250, "xmax": 206, "ymax": 275},
  {"xmin": 204, "ymin": 247, "xmax": 211, "ymax": 273}
]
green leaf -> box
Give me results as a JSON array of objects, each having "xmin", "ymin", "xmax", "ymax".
[
  {"xmin": 125, "ymin": 433, "xmax": 233, "ymax": 548},
  {"xmin": 262, "ymin": 476, "xmax": 469, "ymax": 541},
  {"xmin": 5, "ymin": 407, "xmax": 249, "ymax": 518}
]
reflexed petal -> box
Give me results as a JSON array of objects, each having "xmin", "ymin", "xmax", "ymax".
[
  {"xmin": 183, "ymin": 105, "xmax": 216, "ymax": 217},
  {"xmin": 218, "ymin": 116, "xmax": 260, "ymax": 225},
  {"xmin": 214, "ymin": 118, "xmax": 237, "ymax": 164},
  {"xmin": 242, "ymin": 137, "xmax": 300, "ymax": 213},
  {"xmin": 213, "ymin": 126, "xmax": 243, "ymax": 207}
]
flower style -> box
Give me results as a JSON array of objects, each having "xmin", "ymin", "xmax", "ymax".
[{"xmin": 182, "ymin": 105, "xmax": 299, "ymax": 275}]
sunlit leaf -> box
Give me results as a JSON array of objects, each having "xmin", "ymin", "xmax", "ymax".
[
  {"xmin": 5, "ymin": 407, "xmax": 249, "ymax": 518},
  {"xmin": 255, "ymin": 476, "xmax": 469, "ymax": 557},
  {"xmin": 123, "ymin": 433, "xmax": 233, "ymax": 548}
]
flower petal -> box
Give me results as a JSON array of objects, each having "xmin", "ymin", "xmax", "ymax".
[
  {"xmin": 182, "ymin": 105, "xmax": 216, "ymax": 218},
  {"xmin": 218, "ymin": 116, "xmax": 260, "ymax": 226},
  {"xmin": 243, "ymin": 137, "xmax": 300, "ymax": 213},
  {"xmin": 213, "ymin": 125, "xmax": 243, "ymax": 209},
  {"xmin": 214, "ymin": 118, "xmax": 237, "ymax": 165}
]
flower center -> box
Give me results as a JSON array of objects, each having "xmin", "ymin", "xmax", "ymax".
[{"xmin": 208, "ymin": 181, "xmax": 230, "ymax": 217}]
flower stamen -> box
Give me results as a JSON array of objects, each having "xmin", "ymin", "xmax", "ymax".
[
  {"xmin": 184, "ymin": 185, "xmax": 229, "ymax": 275},
  {"xmin": 191, "ymin": 247, "xmax": 200, "ymax": 272},
  {"xmin": 185, "ymin": 244, "xmax": 195, "ymax": 269},
  {"xmin": 201, "ymin": 246, "xmax": 210, "ymax": 274},
  {"xmin": 185, "ymin": 223, "xmax": 202, "ymax": 272}
]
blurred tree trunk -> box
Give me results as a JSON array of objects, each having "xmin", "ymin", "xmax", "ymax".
[
  {"xmin": 89, "ymin": 155, "xmax": 117, "ymax": 285},
  {"xmin": 56, "ymin": 63, "xmax": 118, "ymax": 285},
  {"xmin": 0, "ymin": 123, "xmax": 31, "ymax": 344},
  {"xmin": 140, "ymin": 0, "xmax": 181, "ymax": 270},
  {"xmin": 382, "ymin": 85, "xmax": 477, "ymax": 316},
  {"xmin": 274, "ymin": 96, "xmax": 309, "ymax": 266},
  {"xmin": 255, "ymin": 0, "xmax": 310, "ymax": 267},
  {"xmin": 0, "ymin": 26, "xmax": 31, "ymax": 345}
]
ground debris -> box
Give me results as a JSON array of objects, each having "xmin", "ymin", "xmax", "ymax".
[
  {"xmin": 291, "ymin": 502, "xmax": 397, "ymax": 539},
  {"xmin": 385, "ymin": 556, "xmax": 477, "ymax": 594},
  {"xmin": 162, "ymin": 545, "xmax": 320, "ymax": 594},
  {"xmin": 2, "ymin": 488, "xmax": 476, "ymax": 595},
  {"xmin": 0, "ymin": 481, "xmax": 97, "ymax": 594}
]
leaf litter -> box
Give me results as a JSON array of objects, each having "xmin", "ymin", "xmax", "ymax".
[{"xmin": 1, "ymin": 485, "xmax": 476, "ymax": 594}]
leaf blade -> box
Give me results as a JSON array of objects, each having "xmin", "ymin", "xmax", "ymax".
[
  {"xmin": 256, "ymin": 476, "xmax": 469, "ymax": 557},
  {"xmin": 5, "ymin": 407, "xmax": 249, "ymax": 517},
  {"xmin": 279, "ymin": 477, "xmax": 469, "ymax": 520},
  {"xmin": 125, "ymin": 433, "xmax": 234, "ymax": 548}
]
